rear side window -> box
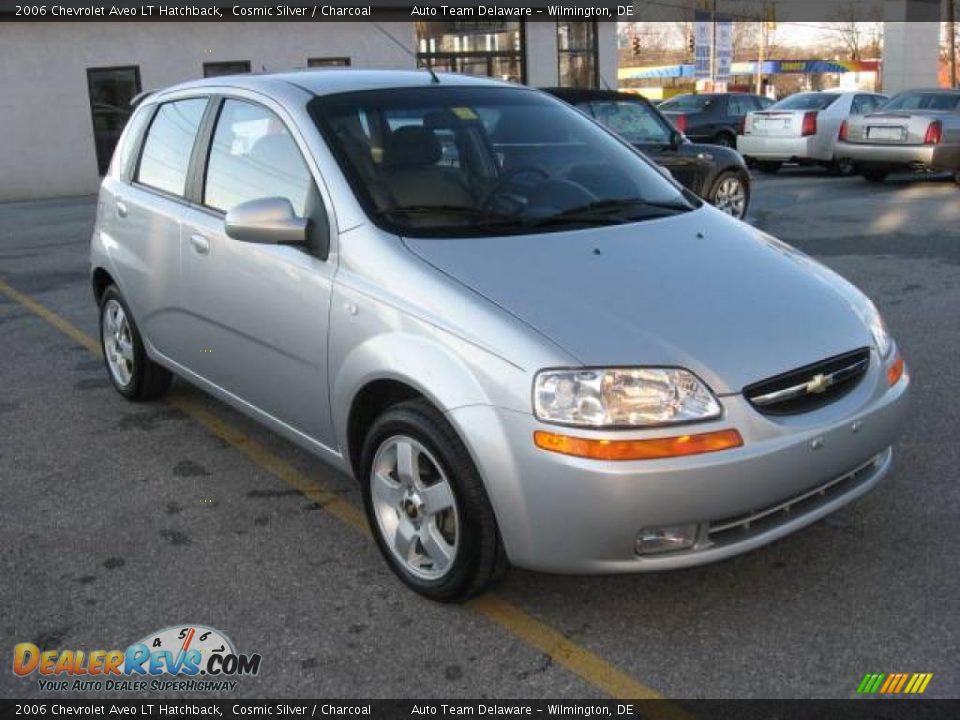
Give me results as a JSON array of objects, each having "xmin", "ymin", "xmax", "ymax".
[
  {"xmin": 111, "ymin": 105, "xmax": 152, "ymax": 179},
  {"xmin": 851, "ymin": 94, "xmax": 883, "ymax": 115},
  {"xmin": 204, "ymin": 99, "xmax": 312, "ymax": 216},
  {"xmin": 881, "ymin": 92, "xmax": 960, "ymax": 111},
  {"xmin": 136, "ymin": 99, "xmax": 208, "ymax": 196},
  {"xmin": 727, "ymin": 95, "xmax": 753, "ymax": 116}
]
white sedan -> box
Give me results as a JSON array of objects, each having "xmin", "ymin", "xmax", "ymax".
[{"xmin": 737, "ymin": 90, "xmax": 887, "ymax": 175}]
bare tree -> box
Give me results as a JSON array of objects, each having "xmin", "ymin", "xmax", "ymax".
[{"xmin": 834, "ymin": 4, "xmax": 884, "ymax": 60}]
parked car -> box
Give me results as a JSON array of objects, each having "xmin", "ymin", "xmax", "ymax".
[
  {"xmin": 659, "ymin": 92, "xmax": 774, "ymax": 147},
  {"xmin": 834, "ymin": 88, "xmax": 960, "ymax": 184},
  {"xmin": 737, "ymin": 91, "xmax": 888, "ymax": 175},
  {"xmin": 543, "ymin": 87, "xmax": 751, "ymax": 219},
  {"xmin": 91, "ymin": 71, "xmax": 909, "ymax": 602}
]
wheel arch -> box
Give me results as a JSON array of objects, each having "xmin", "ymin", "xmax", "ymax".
[
  {"xmin": 91, "ymin": 266, "xmax": 116, "ymax": 305},
  {"xmin": 334, "ymin": 332, "xmax": 501, "ymax": 481}
]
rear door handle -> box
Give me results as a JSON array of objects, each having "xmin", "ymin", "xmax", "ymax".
[
  {"xmin": 116, "ymin": 199, "xmax": 128, "ymax": 218},
  {"xmin": 188, "ymin": 234, "xmax": 210, "ymax": 255}
]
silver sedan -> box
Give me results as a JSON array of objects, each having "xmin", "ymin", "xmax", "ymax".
[
  {"xmin": 90, "ymin": 71, "xmax": 909, "ymax": 601},
  {"xmin": 835, "ymin": 88, "xmax": 960, "ymax": 184}
]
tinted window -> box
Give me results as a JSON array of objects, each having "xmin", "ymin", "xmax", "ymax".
[
  {"xmin": 772, "ymin": 93, "xmax": 840, "ymax": 111},
  {"xmin": 851, "ymin": 94, "xmax": 883, "ymax": 115},
  {"xmin": 880, "ymin": 92, "xmax": 960, "ymax": 111},
  {"xmin": 87, "ymin": 66, "xmax": 141, "ymax": 175},
  {"xmin": 204, "ymin": 99, "xmax": 312, "ymax": 216},
  {"xmin": 137, "ymin": 99, "xmax": 207, "ymax": 196},
  {"xmin": 659, "ymin": 95, "xmax": 717, "ymax": 111},
  {"xmin": 585, "ymin": 100, "xmax": 672, "ymax": 144}
]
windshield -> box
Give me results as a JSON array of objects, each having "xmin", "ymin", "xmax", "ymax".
[
  {"xmin": 659, "ymin": 94, "xmax": 715, "ymax": 112},
  {"xmin": 879, "ymin": 92, "xmax": 960, "ymax": 111},
  {"xmin": 310, "ymin": 86, "xmax": 695, "ymax": 238},
  {"xmin": 771, "ymin": 93, "xmax": 840, "ymax": 111}
]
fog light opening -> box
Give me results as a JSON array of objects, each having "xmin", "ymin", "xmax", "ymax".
[{"xmin": 636, "ymin": 524, "xmax": 699, "ymax": 555}]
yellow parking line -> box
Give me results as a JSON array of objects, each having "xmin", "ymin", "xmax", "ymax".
[{"xmin": 0, "ymin": 277, "xmax": 678, "ymax": 705}]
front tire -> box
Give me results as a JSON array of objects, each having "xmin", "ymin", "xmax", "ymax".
[
  {"xmin": 708, "ymin": 171, "xmax": 750, "ymax": 219},
  {"xmin": 99, "ymin": 285, "xmax": 172, "ymax": 401},
  {"xmin": 828, "ymin": 157, "xmax": 855, "ymax": 176},
  {"xmin": 360, "ymin": 399, "xmax": 507, "ymax": 602}
]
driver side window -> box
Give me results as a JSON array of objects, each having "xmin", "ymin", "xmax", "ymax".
[{"xmin": 204, "ymin": 99, "xmax": 312, "ymax": 216}]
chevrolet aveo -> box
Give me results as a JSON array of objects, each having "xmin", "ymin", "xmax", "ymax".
[{"xmin": 91, "ymin": 71, "xmax": 909, "ymax": 601}]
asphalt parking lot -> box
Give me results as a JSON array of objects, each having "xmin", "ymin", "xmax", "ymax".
[{"xmin": 2, "ymin": 167, "xmax": 958, "ymax": 701}]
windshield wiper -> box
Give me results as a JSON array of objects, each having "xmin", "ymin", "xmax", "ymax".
[{"xmin": 554, "ymin": 198, "xmax": 691, "ymax": 218}]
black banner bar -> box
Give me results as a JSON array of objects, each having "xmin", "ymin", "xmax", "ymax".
[
  {"xmin": 0, "ymin": 0, "xmax": 943, "ymax": 23},
  {"xmin": 2, "ymin": 700, "xmax": 959, "ymax": 719}
]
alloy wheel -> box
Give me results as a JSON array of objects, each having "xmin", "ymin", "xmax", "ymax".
[
  {"xmin": 102, "ymin": 298, "xmax": 134, "ymax": 387},
  {"xmin": 713, "ymin": 176, "xmax": 747, "ymax": 218},
  {"xmin": 370, "ymin": 435, "xmax": 459, "ymax": 580}
]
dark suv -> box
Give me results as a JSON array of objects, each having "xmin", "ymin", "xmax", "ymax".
[
  {"xmin": 544, "ymin": 87, "xmax": 751, "ymax": 220},
  {"xmin": 659, "ymin": 92, "xmax": 774, "ymax": 147}
]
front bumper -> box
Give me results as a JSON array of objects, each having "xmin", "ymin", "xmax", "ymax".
[
  {"xmin": 449, "ymin": 355, "xmax": 909, "ymax": 574},
  {"xmin": 834, "ymin": 141, "xmax": 960, "ymax": 171},
  {"xmin": 737, "ymin": 134, "xmax": 827, "ymax": 162}
]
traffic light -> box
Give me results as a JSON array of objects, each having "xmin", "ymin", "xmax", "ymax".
[
  {"xmin": 687, "ymin": 33, "xmax": 695, "ymax": 54},
  {"xmin": 632, "ymin": 35, "xmax": 642, "ymax": 56}
]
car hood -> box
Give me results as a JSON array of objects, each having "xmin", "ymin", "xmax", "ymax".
[{"xmin": 402, "ymin": 207, "xmax": 875, "ymax": 394}]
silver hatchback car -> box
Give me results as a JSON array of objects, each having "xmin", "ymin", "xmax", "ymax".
[{"xmin": 91, "ymin": 70, "xmax": 909, "ymax": 601}]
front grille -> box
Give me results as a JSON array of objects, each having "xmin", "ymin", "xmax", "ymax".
[
  {"xmin": 707, "ymin": 451, "xmax": 885, "ymax": 546},
  {"xmin": 743, "ymin": 348, "xmax": 870, "ymax": 416}
]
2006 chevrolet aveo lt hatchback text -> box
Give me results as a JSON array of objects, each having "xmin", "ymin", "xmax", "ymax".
[{"xmin": 91, "ymin": 71, "xmax": 909, "ymax": 601}]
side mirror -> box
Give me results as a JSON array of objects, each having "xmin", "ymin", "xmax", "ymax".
[
  {"xmin": 656, "ymin": 164, "xmax": 674, "ymax": 180},
  {"xmin": 669, "ymin": 130, "xmax": 684, "ymax": 148},
  {"xmin": 225, "ymin": 197, "xmax": 308, "ymax": 246}
]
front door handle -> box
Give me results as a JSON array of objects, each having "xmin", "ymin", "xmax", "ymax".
[
  {"xmin": 189, "ymin": 234, "xmax": 210, "ymax": 255},
  {"xmin": 116, "ymin": 199, "xmax": 128, "ymax": 218}
]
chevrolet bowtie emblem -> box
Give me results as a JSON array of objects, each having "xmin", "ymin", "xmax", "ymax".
[{"xmin": 805, "ymin": 373, "xmax": 833, "ymax": 394}]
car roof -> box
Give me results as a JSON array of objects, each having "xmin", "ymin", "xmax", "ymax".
[{"xmin": 149, "ymin": 68, "xmax": 516, "ymax": 102}]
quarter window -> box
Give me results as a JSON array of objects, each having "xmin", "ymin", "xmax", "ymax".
[
  {"xmin": 308, "ymin": 57, "xmax": 351, "ymax": 67},
  {"xmin": 204, "ymin": 99, "xmax": 312, "ymax": 216},
  {"xmin": 136, "ymin": 98, "xmax": 208, "ymax": 196}
]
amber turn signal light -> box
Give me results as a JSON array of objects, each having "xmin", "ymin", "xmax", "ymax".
[
  {"xmin": 887, "ymin": 354, "xmax": 905, "ymax": 386},
  {"xmin": 533, "ymin": 428, "xmax": 743, "ymax": 461}
]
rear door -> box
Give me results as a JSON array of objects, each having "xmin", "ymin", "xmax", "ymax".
[
  {"xmin": 177, "ymin": 95, "xmax": 338, "ymax": 446},
  {"xmin": 105, "ymin": 96, "xmax": 209, "ymax": 358}
]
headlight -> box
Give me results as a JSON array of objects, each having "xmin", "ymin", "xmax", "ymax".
[
  {"xmin": 534, "ymin": 368, "xmax": 721, "ymax": 427},
  {"xmin": 863, "ymin": 301, "xmax": 893, "ymax": 358}
]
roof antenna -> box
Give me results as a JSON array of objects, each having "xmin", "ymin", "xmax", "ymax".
[{"xmin": 374, "ymin": 22, "xmax": 440, "ymax": 84}]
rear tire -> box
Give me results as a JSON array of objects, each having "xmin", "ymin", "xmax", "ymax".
[
  {"xmin": 828, "ymin": 157, "xmax": 855, "ymax": 176},
  {"xmin": 863, "ymin": 169, "xmax": 889, "ymax": 183},
  {"xmin": 755, "ymin": 161, "xmax": 782, "ymax": 174},
  {"xmin": 360, "ymin": 399, "xmax": 507, "ymax": 602},
  {"xmin": 99, "ymin": 285, "xmax": 173, "ymax": 401}
]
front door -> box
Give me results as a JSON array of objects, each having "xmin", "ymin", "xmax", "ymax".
[{"xmin": 177, "ymin": 97, "xmax": 336, "ymax": 446}]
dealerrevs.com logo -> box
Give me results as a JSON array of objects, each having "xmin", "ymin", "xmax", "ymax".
[{"xmin": 13, "ymin": 624, "xmax": 261, "ymax": 692}]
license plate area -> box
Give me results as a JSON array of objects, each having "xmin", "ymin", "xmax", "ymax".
[{"xmin": 867, "ymin": 126, "xmax": 905, "ymax": 140}]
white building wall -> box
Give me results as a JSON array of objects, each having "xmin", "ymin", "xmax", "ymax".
[
  {"xmin": 0, "ymin": 22, "xmax": 416, "ymax": 200},
  {"xmin": 524, "ymin": 22, "xmax": 559, "ymax": 87},
  {"xmin": 597, "ymin": 22, "xmax": 618, "ymax": 90},
  {"xmin": 881, "ymin": 22, "xmax": 940, "ymax": 95}
]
